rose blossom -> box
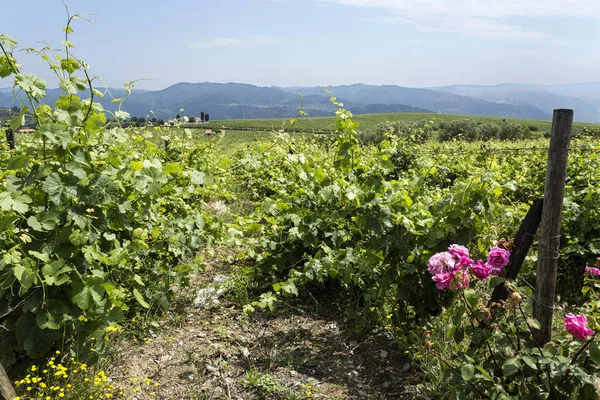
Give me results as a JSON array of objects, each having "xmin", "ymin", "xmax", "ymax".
[
  {"xmin": 564, "ymin": 313, "xmax": 595, "ymax": 340},
  {"xmin": 432, "ymin": 272, "xmax": 453, "ymax": 290},
  {"xmin": 471, "ymin": 260, "xmax": 491, "ymax": 281},
  {"xmin": 427, "ymin": 252, "xmax": 455, "ymax": 275},
  {"xmin": 459, "ymin": 255, "xmax": 475, "ymax": 268},
  {"xmin": 448, "ymin": 244, "xmax": 469, "ymax": 260},
  {"xmin": 584, "ymin": 266, "xmax": 600, "ymax": 278},
  {"xmin": 487, "ymin": 247, "xmax": 511, "ymax": 275}
]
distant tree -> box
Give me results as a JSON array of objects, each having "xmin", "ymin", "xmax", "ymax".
[
  {"xmin": 176, "ymin": 114, "xmax": 181, "ymax": 120},
  {"xmin": 189, "ymin": 116, "xmax": 196, "ymax": 123},
  {"xmin": 205, "ymin": 113, "xmax": 210, "ymax": 122},
  {"xmin": 138, "ymin": 117, "xmax": 145, "ymax": 125},
  {"xmin": 200, "ymin": 111, "xmax": 205, "ymax": 122},
  {"xmin": 11, "ymin": 106, "xmax": 19, "ymax": 113},
  {"xmin": 158, "ymin": 119, "xmax": 164, "ymax": 126}
]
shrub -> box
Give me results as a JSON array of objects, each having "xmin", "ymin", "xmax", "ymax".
[
  {"xmin": 497, "ymin": 122, "xmax": 525, "ymax": 140},
  {"xmin": 0, "ymin": 17, "xmax": 220, "ymax": 366},
  {"xmin": 439, "ymin": 119, "xmax": 480, "ymax": 141},
  {"xmin": 404, "ymin": 247, "xmax": 600, "ymax": 399},
  {"xmin": 359, "ymin": 120, "xmax": 433, "ymax": 145}
]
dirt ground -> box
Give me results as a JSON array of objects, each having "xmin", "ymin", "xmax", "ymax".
[{"xmin": 106, "ymin": 255, "xmax": 420, "ymax": 400}]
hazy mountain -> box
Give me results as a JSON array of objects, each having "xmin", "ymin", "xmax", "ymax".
[
  {"xmin": 279, "ymin": 84, "xmax": 550, "ymax": 120},
  {"xmin": 0, "ymin": 81, "xmax": 562, "ymax": 121},
  {"xmin": 433, "ymin": 83, "xmax": 600, "ymax": 122},
  {"xmin": 0, "ymin": 91, "xmax": 14, "ymax": 107}
]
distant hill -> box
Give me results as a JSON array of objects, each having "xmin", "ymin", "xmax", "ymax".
[
  {"xmin": 0, "ymin": 82, "xmax": 432, "ymax": 120},
  {"xmin": 3, "ymin": 81, "xmax": 590, "ymax": 121},
  {"xmin": 278, "ymin": 84, "xmax": 551, "ymax": 120},
  {"xmin": 433, "ymin": 83, "xmax": 600, "ymax": 123}
]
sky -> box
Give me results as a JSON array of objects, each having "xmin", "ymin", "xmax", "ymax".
[{"xmin": 0, "ymin": 0, "xmax": 599, "ymax": 90}]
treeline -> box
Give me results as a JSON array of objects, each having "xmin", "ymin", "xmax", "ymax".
[{"xmin": 360, "ymin": 118, "xmax": 548, "ymax": 144}]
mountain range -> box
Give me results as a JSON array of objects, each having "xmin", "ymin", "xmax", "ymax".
[{"xmin": 0, "ymin": 82, "xmax": 598, "ymax": 122}]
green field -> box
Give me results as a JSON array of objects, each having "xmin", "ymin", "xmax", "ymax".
[{"xmin": 200, "ymin": 112, "xmax": 600, "ymax": 135}]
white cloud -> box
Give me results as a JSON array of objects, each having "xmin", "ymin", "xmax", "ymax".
[
  {"xmin": 304, "ymin": 0, "xmax": 599, "ymax": 41},
  {"xmin": 189, "ymin": 35, "xmax": 277, "ymax": 49}
]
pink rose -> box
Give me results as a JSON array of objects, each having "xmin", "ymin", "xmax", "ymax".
[
  {"xmin": 448, "ymin": 244, "xmax": 470, "ymax": 260},
  {"xmin": 459, "ymin": 255, "xmax": 474, "ymax": 269},
  {"xmin": 471, "ymin": 260, "xmax": 491, "ymax": 281},
  {"xmin": 428, "ymin": 252, "xmax": 455, "ymax": 276},
  {"xmin": 432, "ymin": 272, "xmax": 453, "ymax": 290},
  {"xmin": 584, "ymin": 267, "xmax": 600, "ymax": 278},
  {"xmin": 564, "ymin": 313, "xmax": 595, "ymax": 340},
  {"xmin": 487, "ymin": 247, "xmax": 511, "ymax": 275}
]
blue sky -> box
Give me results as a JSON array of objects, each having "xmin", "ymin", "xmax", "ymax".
[{"xmin": 1, "ymin": 0, "xmax": 599, "ymax": 90}]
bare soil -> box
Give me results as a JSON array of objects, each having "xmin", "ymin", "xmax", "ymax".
[{"xmin": 107, "ymin": 253, "xmax": 420, "ymax": 399}]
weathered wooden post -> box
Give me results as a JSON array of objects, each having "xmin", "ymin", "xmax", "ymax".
[
  {"xmin": 490, "ymin": 197, "xmax": 544, "ymax": 303},
  {"xmin": 4, "ymin": 126, "xmax": 15, "ymax": 150},
  {"xmin": 0, "ymin": 361, "xmax": 17, "ymax": 400},
  {"xmin": 533, "ymin": 109, "xmax": 573, "ymax": 345}
]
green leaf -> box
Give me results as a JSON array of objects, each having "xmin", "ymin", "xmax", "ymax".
[
  {"xmin": 16, "ymin": 313, "xmax": 61, "ymax": 358},
  {"xmin": 60, "ymin": 58, "xmax": 80, "ymax": 74},
  {"xmin": 243, "ymin": 304, "xmax": 255, "ymax": 314},
  {"xmin": 489, "ymin": 276, "xmax": 505, "ymax": 288},
  {"xmin": 452, "ymin": 304, "xmax": 465, "ymax": 325},
  {"xmin": 0, "ymin": 191, "xmax": 31, "ymax": 213},
  {"xmin": 474, "ymin": 365, "xmax": 493, "ymax": 382},
  {"xmin": 43, "ymin": 173, "xmax": 77, "ymax": 205},
  {"xmin": 16, "ymin": 73, "xmax": 46, "ymax": 98},
  {"xmin": 521, "ymin": 355, "xmax": 538, "ymax": 370},
  {"xmin": 35, "ymin": 302, "xmax": 70, "ymax": 330},
  {"xmin": 502, "ymin": 357, "xmax": 521, "ymax": 377},
  {"xmin": 454, "ymin": 327, "xmax": 465, "ymax": 343},
  {"xmin": 59, "ymin": 78, "xmax": 78, "ymax": 94},
  {"xmin": 0, "ymin": 34, "xmax": 18, "ymax": 49},
  {"xmin": 255, "ymin": 292, "xmax": 278, "ymax": 312},
  {"xmin": 572, "ymin": 366, "xmax": 594, "ymax": 385},
  {"xmin": 28, "ymin": 250, "xmax": 49, "ymax": 262},
  {"xmin": 164, "ymin": 162, "xmax": 184, "ymax": 174},
  {"xmin": 464, "ymin": 288, "xmax": 479, "ymax": 309},
  {"xmin": 460, "ymin": 363, "xmax": 475, "ymax": 380},
  {"xmin": 42, "ymin": 260, "xmax": 73, "ymax": 286},
  {"xmin": 190, "ymin": 171, "xmax": 213, "ymax": 185},
  {"xmin": 133, "ymin": 288, "xmax": 150, "ymax": 309},
  {"xmin": 9, "ymin": 105, "xmax": 28, "ymax": 131},
  {"xmin": 71, "ymin": 278, "xmax": 106, "ymax": 310},
  {"xmin": 133, "ymin": 274, "xmax": 144, "ymax": 286},
  {"xmin": 589, "ymin": 341, "xmax": 600, "ymax": 365},
  {"xmin": 13, "ymin": 263, "xmax": 37, "ymax": 289},
  {"xmin": 27, "ymin": 216, "xmax": 43, "ymax": 231},
  {"xmin": 7, "ymin": 155, "xmax": 30, "ymax": 170}
]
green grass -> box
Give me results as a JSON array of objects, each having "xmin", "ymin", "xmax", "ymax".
[{"xmin": 205, "ymin": 112, "xmax": 600, "ymax": 135}]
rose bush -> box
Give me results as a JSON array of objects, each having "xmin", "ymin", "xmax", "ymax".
[{"xmin": 409, "ymin": 244, "xmax": 600, "ymax": 399}]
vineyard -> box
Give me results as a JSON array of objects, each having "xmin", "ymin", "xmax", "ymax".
[
  {"xmin": 184, "ymin": 113, "xmax": 600, "ymax": 137},
  {"xmin": 2, "ymin": 17, "xmax": 600, "ymax": 400}
]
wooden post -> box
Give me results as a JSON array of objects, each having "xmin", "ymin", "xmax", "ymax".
[
  {"xmin": 5, "ymin": 127, "xmax": 14, "ymax": 150},
  {"xmin": 490, "ymin": 197, "xmax": 544, "ymax": 303},
  {"xmin": 0, "ymin": 361, "xmax": 16, "ymax": 400},
  {"xmin": 533, "ymin": 109, "xmax": 573, "ymax": 345}
]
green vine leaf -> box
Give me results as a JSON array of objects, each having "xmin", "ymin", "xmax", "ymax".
[{"xmin": 133, "ymin": 288, "xmax": 150, "ymax": 309}]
